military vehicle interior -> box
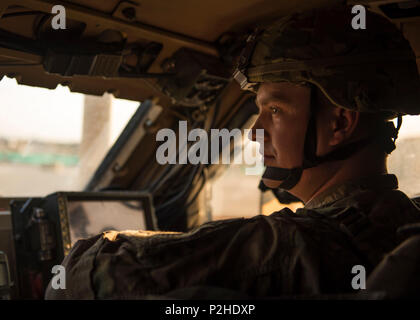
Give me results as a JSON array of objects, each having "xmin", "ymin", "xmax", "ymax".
[{"xmin": 0, "ymin": 0, "xmax": 419, "ymax": 299}]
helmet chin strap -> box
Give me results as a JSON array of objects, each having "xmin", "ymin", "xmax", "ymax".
[
  {"xmin": 261, "ymin": 87, "xmax": 374, "ymax": 191},
  {"xmin": 262, "ymin": 138, "xmax": 373, "ymax": 190}
]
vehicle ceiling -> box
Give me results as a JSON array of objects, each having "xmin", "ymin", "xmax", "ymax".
[{"xmin": 0, "ymin": 0, "xmax": 418, "ymax": 101}]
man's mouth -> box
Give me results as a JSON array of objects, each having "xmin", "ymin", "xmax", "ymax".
[
  {"xmin": 259, "ymin": 146, "xmax": 276, "ymax": 163},
  {"xmin": 263, "ymin": 154, "xmax": 276, "ymax": 164}
]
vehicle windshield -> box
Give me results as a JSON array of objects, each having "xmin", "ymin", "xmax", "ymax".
[{"xmin": 0, "ymin": 77, "xmax": 138, "ymax": 197}]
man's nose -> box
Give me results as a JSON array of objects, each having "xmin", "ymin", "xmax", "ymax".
[{"xmin": 249, "ymin": 117, "xmax": 267, "ymax": 142}]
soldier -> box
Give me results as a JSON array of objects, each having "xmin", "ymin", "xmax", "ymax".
[{"xmin": 45, "ymin": 5, "xmax": 420, "ymax": 299}]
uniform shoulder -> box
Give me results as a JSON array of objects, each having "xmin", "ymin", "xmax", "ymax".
[
  {"xmin": 46, "ymin": 212, "xmax": 314, "ymax": 299},
  {"xmin": 45, "ymin": 217, "xmax": 249, "ymax": 299}
]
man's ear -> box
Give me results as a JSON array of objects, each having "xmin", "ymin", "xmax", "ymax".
[{"xmin": 329, "ymin": 108, "xmax": 360, "ymax": 146}]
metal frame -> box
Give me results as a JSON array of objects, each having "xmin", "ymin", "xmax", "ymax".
[
  {"xmin": 52, "ymin": 191, "xmax": 158, "ymax": 255},
  {"xmin": 5, "ymin": 0, "xmax": 218, "ymax": 57}
]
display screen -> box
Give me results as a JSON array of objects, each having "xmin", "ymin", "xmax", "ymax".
[{"xmin": 67, "ymin": 200, "xmax": 146, "ymax": 245}]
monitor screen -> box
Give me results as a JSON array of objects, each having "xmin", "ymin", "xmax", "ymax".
[
  {"xmin": 67, "ymin": 199, "xmax": 147, "ymax": 245},
  {"xmin": 9, "ymin": 191, "xmax": 156, "ymax": 298}
]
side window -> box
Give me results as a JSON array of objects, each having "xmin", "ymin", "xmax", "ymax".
[
  {"xmin": 388, "ymin": 115, "xmax": 420, "ymax": 197},
  {"xmin": 210, "ymin": 164, "xmax": 261, "ymax": 220}
]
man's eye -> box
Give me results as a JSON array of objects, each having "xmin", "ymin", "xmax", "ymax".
[{"xmin": 270, "ymin": 107, "xmax": 279, "ymax": 114}]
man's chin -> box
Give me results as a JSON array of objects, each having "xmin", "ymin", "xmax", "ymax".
[{"xmin": 262, "ymin": 178, "xmax": 283, "ymax": 189}]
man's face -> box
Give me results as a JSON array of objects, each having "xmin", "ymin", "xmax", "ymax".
[{"xmin": 252, "ymin": 82, "xmax": 311, "ymax": 188}]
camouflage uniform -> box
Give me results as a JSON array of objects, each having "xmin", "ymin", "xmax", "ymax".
[{"xmin": 45, "ymin": 174, "xmax": 420, "ymax": 299}]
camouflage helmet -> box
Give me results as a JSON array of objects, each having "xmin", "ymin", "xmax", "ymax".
[{"xmin": 234, "ymin": 5, "xmax": 420, "ymax": 118}]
